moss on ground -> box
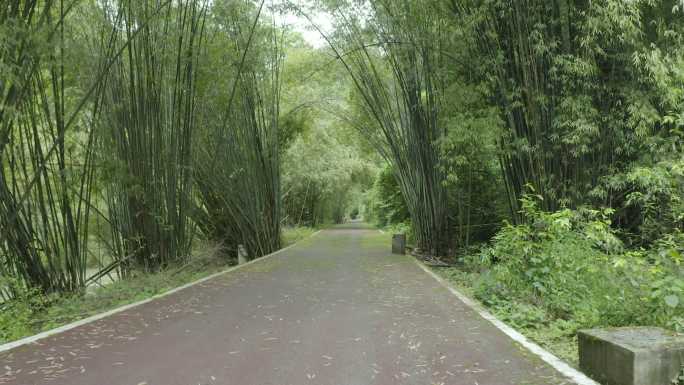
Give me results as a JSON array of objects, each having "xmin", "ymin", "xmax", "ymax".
[
  {"xmin": 282, "ymin": 226, "xmax": 317, "ymax": 246},
  {"xmin": 360, "ymin": 230, "xmax": 391, "ymax": 249}
]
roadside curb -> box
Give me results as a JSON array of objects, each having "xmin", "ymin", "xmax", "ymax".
[
  {"xmin": 0, "ymin": 230, "xmax": 322, "ymax": 354},
  {"xmin": 412, "ymin": 258, "xmax": 599, "ymax": 385}
]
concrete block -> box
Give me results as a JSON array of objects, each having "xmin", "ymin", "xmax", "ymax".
[
  {"xmin": 578, "ymin": 327, "xmax": 684, "ymax": 385},
  {"xmin": 392, "ymin": 234, "xmax": 406, "ymax": 255},
  {"xmin": 238, "ymin": 244, "xmax": 248, "ymax": 265}
]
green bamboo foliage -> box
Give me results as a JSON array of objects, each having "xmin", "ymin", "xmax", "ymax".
[
  {"xmin": 0, "ymin": 1, "xmax": 111, "ymax": 295},
  {"xmin": 194, "ymin": 2, "xmax": 282, "ymax": 259},
  {"xmin": 101, "ymin": 0, "xmax": 206, "ymax": 272},
  {"xmin": 323, "ymin": 0, "xmax": 451, "ymax": 255},
  {"xmin": 448, "ymin": 0, "xmax": 648, "ymax": 221},
  {"xmin": 195, "ymin": 73, "xmax": 282, "ymax": 258}
]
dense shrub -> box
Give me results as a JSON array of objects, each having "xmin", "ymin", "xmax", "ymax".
[
  {"xmin": 0, "ymin": 278, "xmax": 51, "ymax": 342},
  {"xmin": 472, "ymin": 196, "xmax": 684, "ymax": 335},
  {"xmin": 599, "ymin": 156, "xmax": 684, "ymax": 247}
]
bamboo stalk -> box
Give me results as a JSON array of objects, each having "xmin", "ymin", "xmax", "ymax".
[
  {"xmin": 100, "ymin": 0, "xmax": 207, "ymax": 272},
  {"xmin": 192, "ymin": 1, "xmax": 282, "ymax": 260}
]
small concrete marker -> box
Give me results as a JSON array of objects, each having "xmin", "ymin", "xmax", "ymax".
[
  {"xmin": 391, "ymin": 234, "xmax": 406, "ymax": 255},
  {"xmin": 578, "ymin": 327, "xmax": 684, "ymax": 385},
  {"xmin": 238, "ymin": 244, "xmax": 248, "ymax": 265}
]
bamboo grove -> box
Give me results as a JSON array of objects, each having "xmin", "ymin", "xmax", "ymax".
[
  {"xmin": 193, "ymin": 0, "xmax": 282, "ymax": 260},
  {"xmin": 322, "ymin": 0, "xmax": 683, "ymax": 335},
  {"xmin": 323, "ymin": 0, "xmax": 452, "ymax": 256},
  {"xmin": 1, "ymin": 0, "xmax": 683, "ymax": 318},
  {"xmin": 0, "ymin": 0, "xmax": 282, "ymax": 298},
  {"xmin": 311, "ymin": 0, "xmax": 683, "ymax": 257}
]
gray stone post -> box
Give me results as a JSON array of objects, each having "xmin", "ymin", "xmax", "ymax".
[
  {"xmin": 392, "ymin": 234, "xmax": 406, "ymax": 255},
  {"xmin": 238, "ymin": 244, "xmax": 248, "ymax": 265},
  {"xmin": 578, "ymin": 327, "xmax": 684, "ymax": 385}
]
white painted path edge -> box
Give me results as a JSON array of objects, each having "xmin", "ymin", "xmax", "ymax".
[
  {"xmin": 0, "ymin": 231, "xmax": 322, "ymax": 354},
  {"xmin": 413, "ymin": 258, "xmax": 599, "ymax": 385}
]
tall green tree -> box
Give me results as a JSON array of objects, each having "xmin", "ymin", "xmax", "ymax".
[
  {"xmin": 192, "ymin": 0, "xmax": 282, "ymax": 259},
  {"xmin": 101, "ymin": 0, "xmax": 207, "ymax": 272},
  {"xmin": 447, "ymin": 0, "xmax": 683, "ymax": 225},
  {"xmin": 323, "ymin": 0, "xmax": 453, "ymax": 255},
  {"xmin": 0, "ymin": 1, "xmax": 117, "ymax": 294}
]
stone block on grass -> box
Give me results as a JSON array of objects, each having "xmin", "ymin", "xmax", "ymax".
[{"xmin": 578, "ymin": 327, "xmax": 684, "ymax": 385}]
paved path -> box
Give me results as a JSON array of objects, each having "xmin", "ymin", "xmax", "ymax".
[{"xmin": 1, "ymin": 225, "xmax": 571, "ymax": 385}]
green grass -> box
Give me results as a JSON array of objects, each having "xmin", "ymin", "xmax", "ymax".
[
  {"xmin": 282, "ymin": 226, "xmax": 317, "ymax": 246},
  {"xmin": 432, "ymin": 266, "xmax": 580, "ymax": 366}
]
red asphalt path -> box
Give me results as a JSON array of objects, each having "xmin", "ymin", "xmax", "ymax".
[{"xmin": 1, "ymin": 226, "xmax": 573, "ymax": 385}]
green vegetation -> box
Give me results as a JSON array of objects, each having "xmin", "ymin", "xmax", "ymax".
[
  {"xmin": 437, "ymin": 196, "xmax": 682, "ymax": 365},
  {"xmin": 279, "ymin": 41, "xmax": 377, "ymax": 227},
  {"xmin": 1, "ymin": 0, "xmax": 682, "ymax": 370},
  {"xmin": 319, "ymin": 0, "xmax": 684, "ymax": 367},
  {"xmin": 0, "ymin": 0, "xmax": 309, "ymax": 341},
  {"xmin": 102, "ymin": 0, "xmax": 206, "ymax": 272},
  {"xmin": 192, "ymin": 0, "xmax": 282, "ymax": 260}
]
